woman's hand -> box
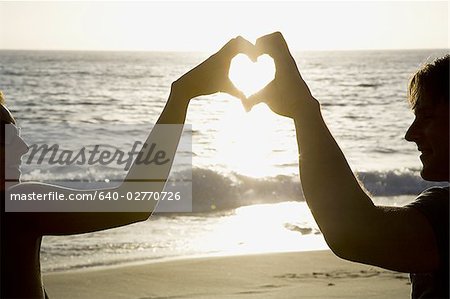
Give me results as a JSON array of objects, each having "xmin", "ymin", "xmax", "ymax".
[
  {"xmin": 172, "ymin": 36, "xmax": 257, "ymax": 101},
  {"xmin": 245, "ymin": 32, "xmax": 317, "ymax": 118}
]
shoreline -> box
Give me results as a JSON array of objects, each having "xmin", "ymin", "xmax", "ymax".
[
  {"xmin": 42, "ymin": 249, "xmax": 323, "ymax": 274},
  {"xmin": 44, "ymin": 250, "xmax": 411, "ymax": 299}
]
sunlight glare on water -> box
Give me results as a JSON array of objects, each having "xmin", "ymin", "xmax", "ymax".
[{"xmin": 214, "ymin": 102, "xmax": 291, "ymax": 178}]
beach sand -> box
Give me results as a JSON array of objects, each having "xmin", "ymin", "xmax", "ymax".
[{"xmin": 44, "ymin": 250, "xmax": 411, "ymax": 299}]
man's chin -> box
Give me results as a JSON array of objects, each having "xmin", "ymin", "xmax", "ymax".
[{"xmin": 420, "ymin": 167, "xmax": 449, "ymax": 182}]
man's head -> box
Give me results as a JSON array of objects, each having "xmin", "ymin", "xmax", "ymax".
[{"xmin": 405, "ymin": 55, "xmax": 449, "ymax": 182}]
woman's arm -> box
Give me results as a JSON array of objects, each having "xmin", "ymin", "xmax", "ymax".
[
  {"xmin": 13, "ymin": 36, "xmax": 256, "ymax": 235},
  {"xmin": 9, "ymin": 88, "xmax": 189, "ymax": 235}
]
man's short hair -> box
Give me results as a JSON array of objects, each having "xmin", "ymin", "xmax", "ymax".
[{"xmin": 408, "ymin": 54, "xmax": 449, "ymax": 110}]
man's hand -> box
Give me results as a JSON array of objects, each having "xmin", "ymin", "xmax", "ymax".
[
  {"xmin": 173, "ymin": 36, "xmax": 257, "ymax": 101},
  {"xmin": 245, "ymin": 32, "xmax": 316, "ymax": 118}
]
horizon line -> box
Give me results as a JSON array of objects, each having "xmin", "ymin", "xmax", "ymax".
[{"xmin": 1, "ymin": 47, "xmax": 449, "ymax": 53}]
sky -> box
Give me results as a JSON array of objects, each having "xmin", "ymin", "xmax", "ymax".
[{"xmin": 0, "ymin": 1, "xmax": 448, "ymax": 51}]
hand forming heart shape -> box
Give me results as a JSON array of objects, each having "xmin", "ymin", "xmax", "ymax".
[{"xmin": 228, "ymin": 53, "xmax": 275, "ymax": 98}]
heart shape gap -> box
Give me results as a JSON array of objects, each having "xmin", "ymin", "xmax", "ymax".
[{"xmin": 229, "ymin": 54, "xmax": 275, "ymax": 98}]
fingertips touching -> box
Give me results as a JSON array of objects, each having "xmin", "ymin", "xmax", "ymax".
[
  {"xmin": 240, "ymin": 98, "xmax": 253, "ymax": 113},
  {"xmin": 244, "ymin": 92, "xmax": 265, "ymax": 112}
]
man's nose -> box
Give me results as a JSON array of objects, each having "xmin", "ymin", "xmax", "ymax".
[{"xmin": 405, "ymin": 121, "xmax": 418, "ymax": 142}]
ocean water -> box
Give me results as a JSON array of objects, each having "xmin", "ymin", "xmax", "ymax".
[{"xmin": 1, "ymin": 49, "xmax": 448, "ymax": 272}]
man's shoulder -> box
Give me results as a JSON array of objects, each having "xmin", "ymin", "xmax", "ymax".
[
  {"xmin": 414, "ymin": 186, "xmax": 449, "ymax": 204},
  {"xmin": 419, "ymin": 185, "xmax": 449, "ymax": 196},
  {"xmin": 410, "ymin": 186, "xmax": 449, "ymax": 299},
  {"xmin": 407, "ymin": 186, "xmax": 449, "ymax": 228}
]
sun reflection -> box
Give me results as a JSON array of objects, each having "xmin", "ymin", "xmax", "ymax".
[
  {"xmin": 191, "ymin": 202, "xmax": 327, "ymax": 256},
  {"xmin": 214, "ymin": 102, "xmax": 285, "ymax": 178}
]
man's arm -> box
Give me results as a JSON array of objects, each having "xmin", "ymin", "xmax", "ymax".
[
  {"xmin": 292, "ymin": 99, "xmax": 439, "ymax": 273},
  {"xmin": 247, "ymin": 32, "xmax": 440, "ymax": 273}
]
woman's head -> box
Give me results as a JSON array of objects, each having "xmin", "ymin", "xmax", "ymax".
[
  {"xmin": 0, "ymin": 90, "xmax": 16, "ymax": 125},
  {"xmin": 1, "ymin": 91, "xmax": 28, "ymax": 190}
]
